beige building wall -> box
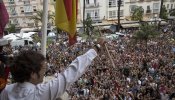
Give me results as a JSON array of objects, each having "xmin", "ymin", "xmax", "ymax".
[
  {"xmin": 78, "ymin": 0, "xmax": 175, "ymax": 23},
  {"xmin": 4, "ymin": 0, "xmax": 55, "ymax": 28}
]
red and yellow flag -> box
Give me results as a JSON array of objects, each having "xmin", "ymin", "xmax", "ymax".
[
  {"xmin": 0, "ymin": 0, "xmax": 9, "ymax": 38},
  {"xmin": 55, "ymin": 0, "xmax": 77, "ymax": 45}
]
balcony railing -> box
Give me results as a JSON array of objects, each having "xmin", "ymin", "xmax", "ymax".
[
  {"xmin": 130, "ymin": 0, "xmax": 137, "ymax": 2},
  {"xmin": 153, "ymin": 9, "xmax": 159, "ymax": 13},
  {"xmin": 86, "ymin": 3, "xmax": 100, "ymax": 8},
  {"xmin": 24, "ymin": 1, "xmax": 30, "ymax": 5},
  {"xmin": 152, "ymin": 0, "xmax": 160, "ymax": 1},
  {"xmin": 145, "ymin": 0, "xmax": 151, "ymax": 2},
  {"xmin": 90, "ymin": 16, "xmax": 100, "ymax": 20},
  {"xmin": 9, "ymin": 1, "xmax": 15, "ymax": 4},
  {"xmin": 146, "ymin": 10, "xmax": 152, "ymax": 13},
  {"xmin": 138, "ymin": 0, "xmax": 144, "ymax": 2}
]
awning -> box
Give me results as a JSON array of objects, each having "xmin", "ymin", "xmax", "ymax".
[{"xmin": 121, "ymin": 23, "xmax": 140, "ymax": 28}]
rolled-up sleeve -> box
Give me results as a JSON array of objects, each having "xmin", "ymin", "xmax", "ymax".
[{"xmin": 37, "ymin": 49, "xmax": 97, "ymax": 100}]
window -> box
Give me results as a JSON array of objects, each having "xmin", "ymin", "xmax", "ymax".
[
  {"xmin": 120, "ymin": 10, "xmax": 124, "ymax": 17},
  {"xmin": 167, "ymin": 4, "xmax": 169, "ymax": 9},
  {"xmin": 171, "ymin": 4, "xmax": 173, "ymax": 9},
  {"xmin": 95, "ymin": 12, "xmax": 98, "ymax": 18},
  {"xmin": 109, "ymin": 10, "xmax": 116, "ymax": 18},
  {"xmin": 20, "ymin": 7, "xmax": 23, "ymax": 10},
  {"xmin": 8, "ymin": 0, "xmax": 14, "ymax": 1},
  {"xmin": 86, "ymin": 0, "xmax": 89, "ymax": 4},
  {"xmin": 86, "ymin": 12, "xmax": 91, "ymax": 18},
  {"xmin": 94, "ymin": 0, "xmax": 96, "ymax": 4},
  {"xmin": 21, "ymin": 7, "xmax": 24, "ymax": 13},
  {"xmin": 8, "ymin": 0, "xmax": 15, "ymax": 4},
  {"xmin": 13, "ymin": 19, "xmax": 18, "ymax": 25},
  {"xmin": 109, "ymin": 0, "xmax": 116, "ymax": 8},
  {"xmin": 130, "ymin": 0, "xmax": 136, "ymax": 2},
  {"xmin": 24, "ymin": 1, "xmax": 30, "ymax": 5},
  {"xmin": 33, "ymin": 6, "xmax": 37, "ymax": 11},
  {"xmin": 130, "ymin": 5, "xmax": 137, "ymax": 12},
  {"xmin": 9, "ymin": 7, "xmax": 16, "ymax": 15},
  {"xmin": 121, "ymin": 0, "xmax": 124, "ymax": 6},
  {"xmin": 86, "ymin": 10, "xmax": 99, "ymax": 20},
  {"xmin": 146, "ymin": 5, "xmax": 151, "ymax": 13},
  {"xmin": 147, "ymin": 6, "xmax": 150, "ymax": 10},
  {"xmin": 153, "ymin": 3, "xmax": 159, "ymax": 13},
  {"xmin": 24, "ymin": 6, "xmax": 33, "ymax": 13}
]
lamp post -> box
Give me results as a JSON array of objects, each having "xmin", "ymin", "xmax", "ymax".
[
  {"xmin": 117, "ymin": 0, "xmax": 121, "ymax": 32},
  {"xmin": 83, "ymin": 0, "xmax": 85, "ymax": 33}
]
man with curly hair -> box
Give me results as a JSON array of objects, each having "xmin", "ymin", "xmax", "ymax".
[{"xmin": 0, "ymin": 38, "xmax": 105, "ymax": 100}]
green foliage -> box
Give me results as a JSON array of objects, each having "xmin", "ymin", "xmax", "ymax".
[
  {"xmin": 32, "ymin": 33, "xmax": 40, "ymax": 43},
  {"xmin": 160, "ymin": 5, "xmax": 168, "ymax": 19},
  {"xmin": 84, "ymin": 15, "xmax": 94, "ymax": 36},
  {"xmin": 47, "ymin": 38, "xmax": 53, "ymax": 46},
  {"xmin": 7, "ymin": 24, "xmax": 16, "ymax": 33},
  {"xmin": 170, "ymin": 9, "xmax": 175, "ymax": 16},
  {"xmin": 29, "ymin": 10, "xmax": 55, "ymax": 29},
  {"xmin": 133, "ymin": 23, "xmax": 160, "ymax": 41},
  {"xmin": 82, "ymin": 15, "xmax": 101, "ymax": 41},
  {"xmin": 131, "ymin": 6, "xmax": 144, "ymax": 21}
]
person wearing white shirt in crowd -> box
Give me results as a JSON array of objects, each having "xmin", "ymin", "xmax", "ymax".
[{"xmin": 0, "ymin": 37, "xmax": 105, "ymax": 100}]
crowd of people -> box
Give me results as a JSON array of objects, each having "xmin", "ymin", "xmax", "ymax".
[
  {"xmin": 1, "ymin": 26, "xmax": 175, "ymax": 100},
  {"xmin": 45, "ymin": 28, "xmax": 175, "ymax": 100}
]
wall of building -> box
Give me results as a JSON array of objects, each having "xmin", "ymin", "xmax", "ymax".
[
  {"xmin": 3, "ymin": 0, "xmax": 175, "ymax": 28},
  {"xmin": 78, "ymin": 0, "xmax": 175, "ymax": 22},
  {"xmin": 4, "ymin": 0, "xmax": 54, "ymax": 28}
]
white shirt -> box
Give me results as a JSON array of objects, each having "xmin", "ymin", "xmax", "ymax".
[{"xmin": 0, "ymin": 49, "xmax": 97, "ymax": 100}]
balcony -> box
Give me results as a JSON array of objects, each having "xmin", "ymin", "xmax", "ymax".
[
  {"xmin": 10, "ymin": 12, "xmax": 17, "ymax": 16},
  {"xmin": 145, "ymin": 0, "xmax": 151, "ymax": 2},
  {"xmin": 23, "ymin": 0, "xmax": 30, "ymax": 1},
  {"xmin": 8, "ymin": 1, "xmax": 15, "ymax": 5},
  {"xmin": 153, "ymin": 9, "xmax": 159, "ymax": 13},
  {"xmin": 24, "ymin": 1, "xmax": 30, "ymax": 5},
  {"xmin": 85, "ymin": 3, "xmax": 100, "ymax": 8},
  {"xmin": 91, "ymin": 16, "xmax": 100, "ymax": 21},
  {"xmin": 130, "ymin": 0, "xmax": 137, "ymax": 3},
  {"xmin": 146, "ymin": 10, "xmax": 152, "ymax": 13},
  {"xmin": 138, "ymin": 0, "xmax": 144, "ymax": 2}
]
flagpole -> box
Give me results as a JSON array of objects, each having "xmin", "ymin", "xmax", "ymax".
[
  {"xmin": 41, "ymin": 0, "xmax": 48, "ymax": 57},
  {"xmin": 83, "ymin": 0, "xmax": 85, "ymax": 33},
  {"xmin": 98, "ymin": 27, "xmax": 115, "ymax": 68}
]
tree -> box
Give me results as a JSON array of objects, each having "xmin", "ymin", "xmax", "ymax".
[
  {"xmin": 117, "ymin": 0, "xmax": 122, "ymax": 32},
  {"xmin": 170, "ymin": 9, "xmax": 175, "ymax": 16},
  {"xmin": 29, "ymin": 10, "xmax": 55, "ymax": 30},
  {"xmin": 7, "ymin": 24, "xmax": 16, "ymax": 33},
  {"xmin": 84, "ymin": 15, "xmax": 94, "ymax": 36},
  {"xmin": 80, "ymin": 15, "xmax": 100, "ymax": 41},
  {"xmin": 133, "ymin": 23, "xmax": 160, "ymax": 50},
  {"xmin": 131, "ymin": 6, "xmax": 144, "ymax": 21},
  {"xmin": 160, "ymin": 5, "xmax": 168, "ymax": 20}
]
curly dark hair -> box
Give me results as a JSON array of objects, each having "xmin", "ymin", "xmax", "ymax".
[{"xmin": 10, "ymin": 50, "xmax": 45, "ymax": 83}]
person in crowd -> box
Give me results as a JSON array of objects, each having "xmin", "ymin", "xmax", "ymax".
[{"xmin": 0, "ymin": 39, "xmax": 11, "ymax": 93}]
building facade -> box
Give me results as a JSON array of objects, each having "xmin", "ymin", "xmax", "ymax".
[
  {"xmin": 3, "ymin": 0, "xmax": 175, "ymax": 28},
  {"xmin": 3, "ymin": 0, "xmax": 54, "ymax": 28},
  {"xmin": 78, "ymin": 0, "xmax": 175, "ymax": 23}
]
